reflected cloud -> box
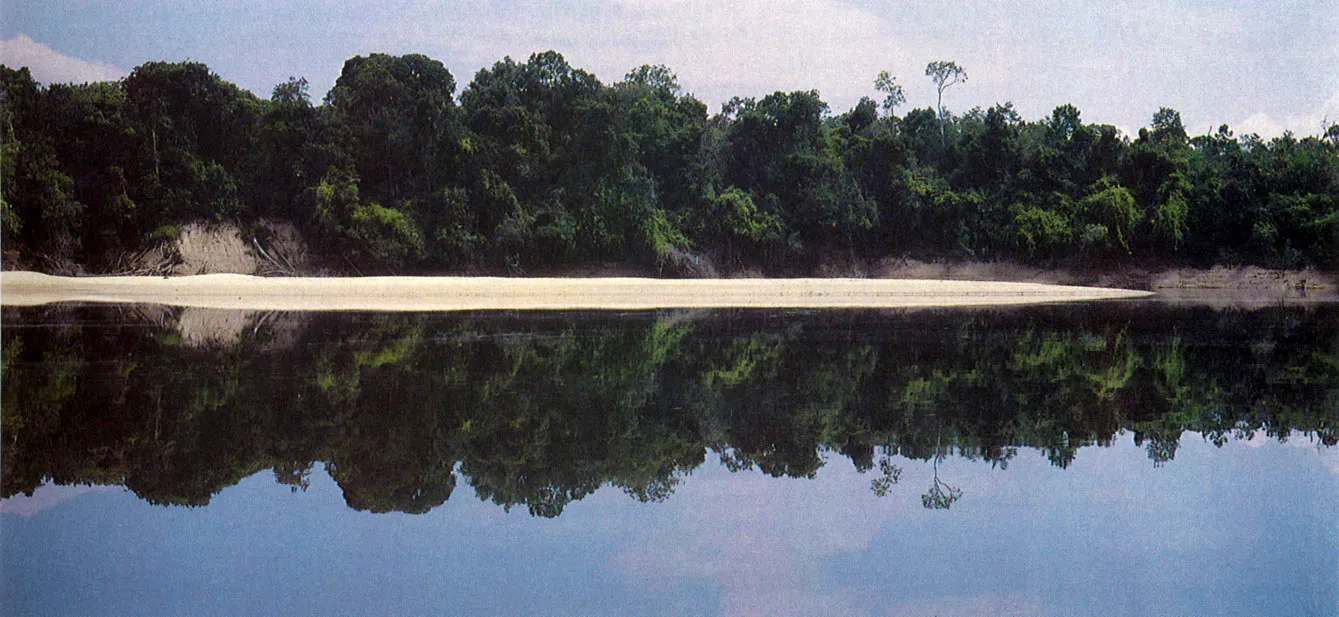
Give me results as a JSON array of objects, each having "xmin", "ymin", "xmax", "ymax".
[
  {"xmin": 1315, "ymin": 442, "xmax": 1339, "ymax": 480},
  {"xmin": 886, "ymin": 592, "xmax": 1043, "ymax": 617},
  {"xmin": 0, "ymin": 483, "xmax": 116, "ymax": 518},
  {"xmin": 612, "ymin": 456, "xmax": 909, "ymax": 617},
  {"xmin": 1242, "ymin": 431, "xmax": 1339, "ymax": 479}
]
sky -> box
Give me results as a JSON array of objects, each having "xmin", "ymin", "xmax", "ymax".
[{"xmin": 2, "ymin": 0, "xmax": 1338, "ymax": 139}]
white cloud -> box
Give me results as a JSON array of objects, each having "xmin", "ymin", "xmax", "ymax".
[
  {"xmin": 0, "ymin": 33, "xmax": 128, "ymax": 84},
  {"xmin": 1221, "ymin": 88, "xmax": 1339, "ymax": 139},
  {"xmin": 1233, "ymin": 112, "xmax": 1289, "ymax": 139}
]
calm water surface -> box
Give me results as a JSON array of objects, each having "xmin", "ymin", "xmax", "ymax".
[{"xmin": 2, "ymin": 301, "xmax": 1337, "ymax": 616}]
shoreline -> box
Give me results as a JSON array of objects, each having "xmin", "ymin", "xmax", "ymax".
[{"xmin": 0, "ymin": 271, "xmax": 1153, "ymax": 311}]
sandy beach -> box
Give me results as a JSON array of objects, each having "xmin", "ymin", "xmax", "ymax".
[{"xmin": 0, "ymin": 271, "xmax": 1152, "ymax": 311}]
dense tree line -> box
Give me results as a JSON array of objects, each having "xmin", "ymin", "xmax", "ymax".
[
  {"xmin": 5, "ymin": 304, "xmax": 1337, "ymax": 514},
  {"xmin": 3, "ymin": 53, "xmax": 1338, "ymax": 274}
]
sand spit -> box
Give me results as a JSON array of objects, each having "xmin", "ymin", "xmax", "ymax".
[{"xmin": 1, "ymin": 272, "xmax": 1152, "ymax": 311}]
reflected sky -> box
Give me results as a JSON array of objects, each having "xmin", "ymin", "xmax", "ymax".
[{"xmin": 4, "ymin": 433, "xmax": 1336, "ymax": 617}]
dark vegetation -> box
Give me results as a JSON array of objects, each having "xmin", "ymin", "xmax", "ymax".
[
  {"xmin": 4, "ymin": 305, "xmax": 1336, "ymax": 515},
  {"xmin": 2, "ymin": 53, "xmax": 1338, "ymax": 274}
]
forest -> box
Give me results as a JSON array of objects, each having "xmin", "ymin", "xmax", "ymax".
[{"xmin": 2, "ymin": 52, "xmax": 1338, "ymax": 275}]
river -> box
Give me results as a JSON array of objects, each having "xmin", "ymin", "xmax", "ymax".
[{"xmin": 2, "ymin": 300, "xmax": 1337, "ymax": 616}]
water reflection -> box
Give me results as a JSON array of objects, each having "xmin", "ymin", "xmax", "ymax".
[
  {"xmin": 4, "ymin": 302, "xmax": 1339, "ymax": 616},
  {"xmin": 3, "ymin": 435, "xmax": 1335, "ymax": 617},
  {"xmin": 4, "ymin": 303, "xmax": 1336, "ymax": 515}
]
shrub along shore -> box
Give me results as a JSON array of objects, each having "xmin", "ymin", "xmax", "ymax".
[{"xmin": 2, "ymin": 52, "xmax": 1337, "ymax": 277}]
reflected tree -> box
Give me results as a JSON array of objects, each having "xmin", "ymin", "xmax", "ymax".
[
  {"xmin": 869, "ymin": 455, "xmax": 903, "ymax": 497},
  {"xmin": 921, "ymin": 433, "xmax": 963, "ymax": 510},
  {"xmin": 3, "ymin": 304, "xmax": 1338, "ymax": 516},
  {"xmin": 922, "ymin": 474, "xmax": 963, "ymax": 510}
]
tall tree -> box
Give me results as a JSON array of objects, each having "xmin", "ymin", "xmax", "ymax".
[
  {"xmin": 873, "ymin": 70, "xmax": 906, "ymax": 117},
  {"xmin": 324, "ymin": 53, "xmax": 460, "ymax": 205},
  {"xmin": 323, "ymin": 53, "xmax": 469, "ymax": 266},
  {"xmin": 121, "ymin": 61, "xmax": 262, "ymax": 238},
  {"xmin": 254, "ymin": 77, "xmax": 322, "ymax": 220},
  {"xmin": 462, "ymin": 51, "xmax": 627, "ymax": 266},
  {"xmin": 925, "ymin": 61, "xmax": 967, "ymax": 143},
  {"xmin": 1, "ymin": 66, "xmax": 85, "ymax": 262}
]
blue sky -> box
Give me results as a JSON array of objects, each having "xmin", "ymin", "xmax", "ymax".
[{"xmin": 2, "ymin": 0, "xmax": 1338, "ymax": 138}]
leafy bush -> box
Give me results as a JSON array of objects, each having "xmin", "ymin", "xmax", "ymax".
[{"xmin": 311, "ymin": 168, "xmax": 424, "ymax": 268}]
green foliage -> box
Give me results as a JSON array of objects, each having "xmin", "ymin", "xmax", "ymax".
[
  {"xmin": 254, "ymin": 77, "xmax": 323, "ymax": 220},
  {"xmin": 1150, "ymin": 107, "xmax": 1188, "ymax": 145},
  {"xmin": 14, "ymin": 143, "xmax": 85, "ymax": 257},
  {"xmin": 710, "ymin": 187, "xmax": 784, "ymax": 248},
  {"xmin": 873, "ymin": 71, "xmax": 905, "ymax": 116},
  {"xmin": 325, "ymin": 53, "xmax": 460, "ymax": 206},
  {"xmin": 899, "ymin": 169, "xmax": 988, "ymax": 253},
  {"xmin": 1078, "ymin": 177, "xmax": 1141, "ymax": 253},
  {"xmin": 925, "ymin": 61, "xmax": 967, "ymax": 119},
  {"xmin": 123, "ymin": 61, "xmax": 261, "ymax": 229},
  {"xmin": 421, "ymin": 186, "xmax": 485, "ymax": 262},
  {"xmin": 5, "ymin": 53, "xmax": 1339, "ymax": 272},
  {"xmin": 1013, "ymin": 203, "xmax": 1073, "ymax": 255},
  {"xmin": 151, "ymin": 224, "xmax": 182, "ymax": 241},
  {"xmin": 1152, "ymin": 171, "xmax": 1190, "ymax": 249},
  {"xmin": 311, "ymin": 168, "xmax": 424, "ymax": 267},
  {"xmin": 0, "ymin": 146, "xmax": 17, "ymax": 237}
]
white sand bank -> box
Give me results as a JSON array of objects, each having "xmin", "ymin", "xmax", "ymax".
[{"xmin": 1, "ymin": 271, "xmax": 1152, "ymax": 311}]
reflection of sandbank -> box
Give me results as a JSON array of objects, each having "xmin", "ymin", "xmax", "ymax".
[
  {"xmin": 172, "ymin": 308, "xmax": 306, "ymax": 349},
  {"xmin": 125, "ymin": 304, "xmax": 307, "ymax": 349},
  {"xmin": 1, "ymin": 272, "xmax": 1151, "ymax": 311}
]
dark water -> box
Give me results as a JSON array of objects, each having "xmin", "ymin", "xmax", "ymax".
[{"xmin": 2, "ymin": 301, "xmax": 1337, "ymax": 616}]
